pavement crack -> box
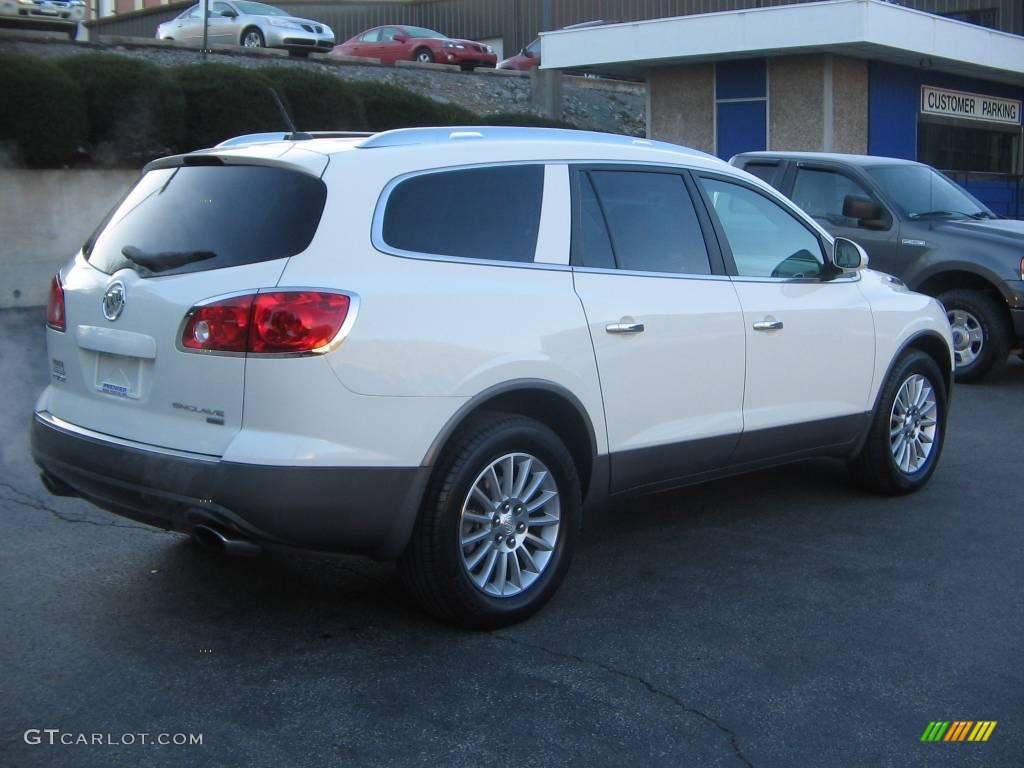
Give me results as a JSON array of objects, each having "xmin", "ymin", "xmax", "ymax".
[
  {"xmin": 491, "ymin": 632, "xmax": 753, "ymax": 767},
  {"xmin": 0, "ymin": 480, "xmax": 170, "ymax": 535}
]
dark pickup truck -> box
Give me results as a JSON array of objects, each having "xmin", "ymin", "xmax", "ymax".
[{"xmin": 731, "ymin": 152, "xmax": 1024, "ymax": 381}]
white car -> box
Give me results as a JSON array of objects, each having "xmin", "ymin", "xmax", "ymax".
[
  {"xmin": 33, "ymin": 128, "xmax": 953, "ymax": 628},
  {"xmin": 0, "ymin": 0, "xmax": 84, "ymax": 38}
]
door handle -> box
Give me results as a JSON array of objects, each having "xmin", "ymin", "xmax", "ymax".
[
  {"xmin": 606, "ymin": 322, "xmax": 645, "ymax": 335},
  {"xmin": 752, "ymin": 319, "xmax": 784, "ymax": 331}
]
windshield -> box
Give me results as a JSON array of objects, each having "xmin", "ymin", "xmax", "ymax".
[
  {"xmin": 866, "ymin": 164, "xmax": 994, "ymax": 220},
  {"xmin": 84, "ymin": 164, "xmax": 326, "ymax": 277},
  {"xmin": 402, "ymin": 26, "xmax": 448, "ymax": 39},
  {"xmin": 234, "ymin": 1, "xmax": 288, "ymax": 16}
]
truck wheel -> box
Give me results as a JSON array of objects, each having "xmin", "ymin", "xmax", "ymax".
[
  {"xmin": 850, "ymin": 350, "xmax": 947, "ymax": 496},
  {"xmin": 399, "ymin": 413, "xmax": 581, "ymax": 629},
  {"xmin": 939, "ymin": 289, "xmax": 1010, "ymax": 382}
]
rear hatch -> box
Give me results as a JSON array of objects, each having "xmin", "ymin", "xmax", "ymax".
[{"xmin": 45, "ymin": 158, "xmax": 328, "ymax": 456}]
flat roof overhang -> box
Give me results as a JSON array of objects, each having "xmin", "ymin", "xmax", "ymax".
[{"xmin": 540, "ymin": 0, "xmax": 1024, "ymax": 86}]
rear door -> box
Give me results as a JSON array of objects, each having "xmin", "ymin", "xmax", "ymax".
[
  {"xmin": 570, "ymin": 166, "xmax": 746, "ymax": 493},
  {"xmin": 45, "ymin": 160, "xmax": 328, "ymax": 457}
]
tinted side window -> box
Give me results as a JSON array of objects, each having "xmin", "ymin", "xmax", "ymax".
[
  {"xmin": 743, "ymin": 162, "xmax": 779, "ymax": 185},
  {"xmin": 383, "ymin": 166, "xmax": 543, "ymax": 263},
  {"xmin": 700, "ymin": 178, "xmax": 826, "ymax": 279},
  {"xmin": 588, "ymin": 170, "xmax": 711, "ymax": 275},
  {"xmin": 791, "ymin": 168, "xmax": 874, "ymax": 226},
  {"xmin": 572, "ymin": 172, "xmax": 615, "ymax": 269}
]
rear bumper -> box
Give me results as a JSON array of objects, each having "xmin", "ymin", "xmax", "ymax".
[{"xmin": 31, "ymin": 412, "xmax": 429, "ymax": 560}]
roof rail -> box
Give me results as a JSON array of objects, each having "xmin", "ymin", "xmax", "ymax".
[
  {"xmin": 215, "ymin": 131, "xmax": 374, "ymax": 148},
  {"xmin": 355, "ymin": 126, "xmax": 710, "ymax": 157}
]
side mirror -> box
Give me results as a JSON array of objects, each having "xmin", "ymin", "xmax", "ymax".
[
  {"xmin": 393, "ymin": 33, "xmax": 409, "ymax": 43},
  {"xmin": 522, "ymin": 48, "xmax": 535, "ymax": 58},
  {"xmin": 221, "ymin": 9, "xmax": 237, "ymax": 17},
  {"xmin": 833, "ymin": 237, "xmax": 869, "ymax": 271},
  {"xmin": 842, "ymin": 193, "xmax": 885, "ymax": 222}
]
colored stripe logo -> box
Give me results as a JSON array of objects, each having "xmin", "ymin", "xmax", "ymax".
[{"xmin": 921, "ymin": 721, "xmax": 997, "ymax": 742}]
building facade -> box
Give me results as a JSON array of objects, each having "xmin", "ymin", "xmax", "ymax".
[{"xmin": 544, "ymin": 0, "xmax": 1024, "ymax": 216}]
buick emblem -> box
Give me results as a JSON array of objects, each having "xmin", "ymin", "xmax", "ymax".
[{"xmin": 102, "ymin": 281, "xmax": 126, "ymax": 321}]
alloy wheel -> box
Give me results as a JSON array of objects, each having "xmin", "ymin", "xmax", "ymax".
[
  {"xmin": 889, "ymin": 374, "xmax": 939, "ymax": 474},
  {"xmin": 458, "ymin": 452, "xmax": 560, "ymax": 598}
]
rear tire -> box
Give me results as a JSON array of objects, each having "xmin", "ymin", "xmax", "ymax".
[
  {"xmin": 398, "ymin": 414, "xmax": 581, "ymax": 629},
  {"xmin": 850, "ymin": 351, "xmax": 947, "ymax": 495},
  {"xmin": 939, "ymin": 289, "xmax": 1010, "ymax": 382}
]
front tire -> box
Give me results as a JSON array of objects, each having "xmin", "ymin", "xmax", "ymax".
[
  {"xmin": 940, "ymin": 289, "xmax": 1010, "ymax": 382},
  {"xmin": 413, "ymin": 47, "xmax": 434, "ymax": 63},
  {"xmin": 241, "ymin": 27, "xmax": 265, "ymax": 48},
  {"xmin": 850, "ymin": 351, "xmax": 947, "ymax": 495},
  {"xmin": 399, "ymin": 414, "xmax": 581, "ymax": 629}
]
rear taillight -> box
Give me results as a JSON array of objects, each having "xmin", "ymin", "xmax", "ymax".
[
  {"xmin": 47, "ymin": 274, "xmax": 66, "ymax": 332},
  {"xmin": 181, "ymin": 291, "xmax": 352, "ymax": 355}
]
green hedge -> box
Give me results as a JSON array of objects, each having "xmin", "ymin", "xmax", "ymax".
[
  {"xmin": 56, "ymin": 54, "xmax": 184, "ymax": 165},
  {"xmin": 261, "ymin": 68, "xmax": 367, "ymax": 132},
  {"xmin": 350, "ymin": 81, "xmax": 478, "ymax": 130},
  {"xmin": 173, "ymin": 63, "xmax": 290, "ymax": 150},
  {"xmin": 0, "ymin": 54, "xmax": 86, "ymax": 167}
]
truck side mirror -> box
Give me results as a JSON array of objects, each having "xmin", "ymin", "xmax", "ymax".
[{"xmin": 842, "ymin": 194, "xmax": 885, "ymax": 226}]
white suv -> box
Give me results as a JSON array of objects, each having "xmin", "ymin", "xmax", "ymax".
[{"xmin": 33, "ymin": 128, "xmax": 954, "ymax": 627}]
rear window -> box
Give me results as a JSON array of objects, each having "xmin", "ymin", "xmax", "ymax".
[
  {"xmin": 84, "ymin": 164, "xmax": 327, "ymax": 277},
  {"xmin": 381, "ymin": 165, "xmax": 543, "ymax": 263}
]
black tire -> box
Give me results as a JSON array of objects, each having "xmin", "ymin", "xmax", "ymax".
[
  {"xmin": 413, "ymin": 47, "xmax": 434, "ymax": 64},
  {"xmin": 850, "ymin": 350, "xmax": 948, "ymax": 495},
  {"xmin": 241, "ymin": 27, "xmax": 265, "ymax": 48},
  {"xmin": 398, "ymin": 413, "xmax": 581, "ymax": 629},
  {"xmin": 939, "ymin": 289, "xmax": 1011, "ymax": 382}
]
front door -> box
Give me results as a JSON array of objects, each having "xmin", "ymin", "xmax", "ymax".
[
  {"xmin": 569, "ymin": 166, "xmax": 746, "ymax": 493},
  {"xmin": 696, "ymin": 174, "xmax": 876, "ymax": 461}
]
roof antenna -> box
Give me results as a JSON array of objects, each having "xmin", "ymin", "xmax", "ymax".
[{"xmin": 269, "ymin": 87, "xmax": 312, "ymax": 141}]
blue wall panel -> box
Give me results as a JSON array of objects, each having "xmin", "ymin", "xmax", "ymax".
[
  {"xmin": 716, "ymin": 101, "xmax": 767, "ymax": 160},
  {"xmin": 868, "ymin": 61, "xmax": 1024, "ymax": 161},
  {"xmin": 716, "ymin": 59, "xmax": 767, "ymax": 100}
]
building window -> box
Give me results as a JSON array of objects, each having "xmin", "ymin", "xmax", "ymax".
[
  {"xmin": 918, "ymin": 121, "xmax": 1020, "ymax": 175},
  {"xmin": 715, "ymin": 59, "xmax": 767, "ymax": 160},
  {"xmin": 939, "ymin": 8, "xmax": 999, "ymax": 30}
]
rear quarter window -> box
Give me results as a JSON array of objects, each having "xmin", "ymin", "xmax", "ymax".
[
  {"xmin": 381, "ymin": 165, "xmax": 544, "ymax": 263},
  {"xmin": 85, "ymin": 164, "xmax": 327, "ymax": 277}
]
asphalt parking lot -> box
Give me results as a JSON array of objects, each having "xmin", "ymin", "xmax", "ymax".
[{"xmin": 1, "ymin": 305, "xmax": 1021, "ymax": 768}]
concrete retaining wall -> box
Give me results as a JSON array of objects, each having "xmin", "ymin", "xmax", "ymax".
[{"xmin": 0, "ymin": 170, "xmax": 137, "ymax": 308}]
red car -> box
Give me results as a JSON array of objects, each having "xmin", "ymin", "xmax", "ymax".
[
  {"xmin": 332, "ymin": 25, "xmax": 496, "ymax": 69},
  {"xmin": 497, "ymin": 21, "xmax": 618, "ymax": 71}
]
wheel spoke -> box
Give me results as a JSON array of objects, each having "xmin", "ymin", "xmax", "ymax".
[
  {"xmin": 501, "ymin": 455, "xmax": 515, "ymax": 497},
  {"xmin": 524, "ymin": 533, "xmax": 553, "ymax": 552},
  {"xmin": 511, "ymin": 457, "xmax": 533, "ymax": 499},
  {"xmin": 461, "ymin": 527, "xmax": 492, "ymax": 547},
  {"xmin": 472, "ymin": 485, "xmax": 497, "ymax": 508},
  {"xmin": 493, "ymin": 552, "xmax": 508, "ymax": 594},
  {"xmin": 527, "ymin": 514, "xmax": 559, "ymax": 528},
  {"xmin": 509, "ymin": 551, "xmax": 523, "ymax": 588},
  {"xmin": 465, "ymin": 541, "xmax": 494, "ymax": 571},
  {"xmin": 526, "ymin": 489, "xmax": 558, "ymax": 513},
  {"xmin": 518, "ymin": 546, "xmax": 539, "ymax": 573},
  {"xmin": 463, "ymin": 510, "xmax": 493, "ymax": 525},
  {"xmin": 520, "ymin": 470, "xmax": 547, "ymax": 503},
  {"xmin": 474, "ymin": 548, "xmax": 499, "ymax": 588}
]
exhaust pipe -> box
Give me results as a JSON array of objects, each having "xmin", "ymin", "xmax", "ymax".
[
  {"xmin": 40, "ymin": 472, "xmax": 80, "ymax": 498},
  {"xmin": 192, "ymin": 524, "xmax": 262, "ymax": 557}
]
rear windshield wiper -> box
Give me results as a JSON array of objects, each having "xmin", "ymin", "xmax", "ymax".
[{"xmin": 121, "ymin": 245, "xmax": 216, "ymax": 273}]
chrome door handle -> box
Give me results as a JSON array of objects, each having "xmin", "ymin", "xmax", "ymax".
[
  {"xmin": 606, "ymin": 322, "xmax": 645, "ymax": 335},
  {"xmin": 753, "ymin": 320, "xmax": 784, "ymax": 331}
]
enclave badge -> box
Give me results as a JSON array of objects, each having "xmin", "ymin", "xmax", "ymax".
[{"xmin": 102, "ymin": 281, "xmax": 126, "ymax": 321}]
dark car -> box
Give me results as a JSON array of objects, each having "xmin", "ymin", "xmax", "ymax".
[
  {"xmin": 332, "ymin": 25, "xmax": 496, "ymax": 70},
  {"xmin": 732, "ymin": 152, "xmax": 1024, "ymax": 381}
]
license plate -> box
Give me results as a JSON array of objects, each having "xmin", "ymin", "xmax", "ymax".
[{"xmin": 95, "ymin": 353, "xmax": 141, "ymax": 399}]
